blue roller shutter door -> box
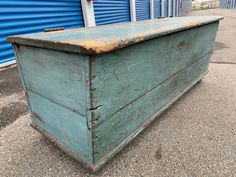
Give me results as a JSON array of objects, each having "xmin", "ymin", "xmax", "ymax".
[
  {"xmin": 164, "ymin": 0, "xmax": 168, "ymax": 16},
  {"xmin": 227, "ymin": 0, "xmax": 230, "ymax": 8},
  {"xmin": 93, "ymin": 0, "xmax": 130, "ymax": 25},
  {"xmin": 169, "ymin": 0, "xmax": 173, "ymax": 17},
  {"xmin": 0, "ymin": 0, "xmax": 84, "ymax": 66},
  {"xmin": 173, "ymin": 0, "xmax": 176, "ymax": 16},
  {"xmin": 171, "ymin": 0, "xmax": 174, "ymax": 16},
  {"xmin": 136, "ymin": 0, "xmax": 150, "ymax": 21},
  {"xmin": 154, "ymin": 0, "xmax": 161, "ymax": 18},
  {"xmin": 175, "ymin": 0, "xmax": 178, "ymax": 16},
  {"xmin": 220, "ymin": 0, "xmax": 224, "ymax": 7}
]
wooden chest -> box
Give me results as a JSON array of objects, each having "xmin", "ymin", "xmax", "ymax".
[{"xmin": 8, "ymin": 16, "xmax": 223, "ymax": 172}]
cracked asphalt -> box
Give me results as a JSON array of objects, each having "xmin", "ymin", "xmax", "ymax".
[{"xmin": 0, "ymin": 9, "xmax": 236, "ymax": 177}]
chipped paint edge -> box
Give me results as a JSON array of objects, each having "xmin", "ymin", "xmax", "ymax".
[{"xmin": 7, "ymin": 17, "xmax": 223, "ymax": 55}]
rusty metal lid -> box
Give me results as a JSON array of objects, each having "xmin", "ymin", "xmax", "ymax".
[{"xmin": 8, "ymin": 16, "xmax": 223, "ymax": 55}]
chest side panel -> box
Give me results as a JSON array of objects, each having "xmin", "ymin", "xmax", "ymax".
[
  {"xmin": 91, "ymin": 22, "xmax": 218, "ymax": 124},
  {"xmin": 16, "ymin": 45, "xmax": 88, "ymax": 116},
  {"xmin": 14, "ymin": 46, "xmax": 93, "ymax": 163},
  {"xmin": 28, "ymin": 91, "xmax": 93, "ymax": 163},
  {"xmin": 91, "ymin": 23, "xmax": 218, "ymax": 162},
  {"xmin": 93, "ymin": 54, "xmax": 211, "ymax": 162}
]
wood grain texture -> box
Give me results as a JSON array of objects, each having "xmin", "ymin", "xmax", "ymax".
[
  {"xmin": 17, "ymin": 46, "xmax": 88, "ymax": 116},
  {"xmin": 8, "ymin": 16, "xmax": 223, "ymax": 55},
  {"xmin": 90, "ymin": 23, "xmax": 218, "ymax": 125},
  {"xmin": 28, "ymin": 91, "xmax": 93, "ymax": 163},
  {"xmin": 93, "ymin": 54, "xmax": 210, "ymax": 162},
  {"xmin": 15, "ymin": 45, "xmax": 94, "ymax": 164}
]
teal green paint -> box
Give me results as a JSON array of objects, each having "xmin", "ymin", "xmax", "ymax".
[
  {"xmin": 8, "ymin": 16, "xmax": 223, "ymax": 55},
  {"xmin": 17, "ymin": 46, "xmax": 88, "ymax": 116},
  {"xmin": 28, "ymin": 91, "xmax": 93, "ymax": 163},
  {"xmin": 9, "ymin": 17, "xmax": 222, "ymax": 171},
  {"xmin": 93, "ymin": 54, "xmax": 210, "ymax": 161},
  {"xmin": 91, "ymin": 23, "xmax": 218, "ymax": 124},
  {"xmin": 14, "ymin": 44, "xmax": 94, "ymax": 165}
]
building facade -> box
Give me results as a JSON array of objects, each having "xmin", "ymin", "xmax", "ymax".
[{"xmin": 220, "ymin": 0, "xmax": 236, "ymax": 8}]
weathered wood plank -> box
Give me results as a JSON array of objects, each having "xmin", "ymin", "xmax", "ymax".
[
  {"xmin": 93, "ymin": 55, "xmax": 210, "ymax": 162},
  {"xmin": 8, "ymin": 16, "xmax": 223, "ymax": 55},
  {"xmin": 17, "ymin": 45, "xmax": 88, "ymax": 116},
  {"xmin": 27, "ymin": 91, "xmax": 93, "ymax": 163},
  {"xmin": 91, "ymin": 23, "xmax": 218, "ymax": 124}
]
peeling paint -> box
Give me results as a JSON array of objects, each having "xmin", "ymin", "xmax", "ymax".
[{"xmin": 8, "ymin": 16, "xmax": 223, "ymax": 55}]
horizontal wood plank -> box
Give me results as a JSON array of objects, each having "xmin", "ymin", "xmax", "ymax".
[
  {"xmin": 93, "ymin": 55, "xmax": 210, "ymax": 162},
  {"xmin": 17, "ymin": 46, "xmax": 88, "ymax": 116},
  {"xmin": 28, "ymin": 91, "xmax": 93, "ymax": 163},
  {"xmin": 91, "ymin": 23, "xmax": 218, "ymax": 125}
]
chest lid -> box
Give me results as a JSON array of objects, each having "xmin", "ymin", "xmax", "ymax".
[{"xmin": 8, "ymin": 16, "xmax": 223, "ymax": 55}]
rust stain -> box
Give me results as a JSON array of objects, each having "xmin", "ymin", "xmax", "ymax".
[
  {"xmin": 44, "ymin": 27, "xmax": 64, "ymax": 33},
  {"xmin": 81, "ymin": 40, "xmax": 119, "ymax": 54},
  {"xmin": 178, "ymin": 40, "xmax": 186, "ymax": 48},
  {"xmin": 180, "ymin": 20, "xmax": 203, "ymax": 28},
  {"xmin": 65, "ymin": 36, "xmax": 144, "ymax": 54},
  {"xmin": 63, "ymin": 22, "xmax": 203, "ymax": 54}
]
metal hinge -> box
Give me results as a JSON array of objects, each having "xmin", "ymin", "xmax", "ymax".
[{"xmin": 44, "ymin": 27, "xmax": 64, "ymax": 33}]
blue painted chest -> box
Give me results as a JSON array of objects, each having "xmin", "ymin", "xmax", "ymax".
[{"xmin": 8, "ymin": 16, "xmax": 223, "ymax": 172}]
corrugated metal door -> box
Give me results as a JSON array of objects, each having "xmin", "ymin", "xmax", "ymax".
[
  {"xmin": 227, "ymin": 0, "xmax": 231, "ymax": 8},
  {"xmin": 175, "ymin": 0, "xmax": 178, "ymax": 16},
  {"xmin": 154, "ymin": 0, "xmax": 161, "ymax": 18},
  {"xmin": 93, "ymin": 0, "xmax": 130, "ymax": 25},
  {"xmin": 220, "ymin": 0, "xmax": 224, "ymax": 7},
  {"xmin": 0, "ymin": 0, "xmax": 84, "ymax": 66},
  {"xmin": 136, "ymin": 0, "xmax": 150, "ymax": 21},
  {"xmin": 169, "ymin": 0, "xmax": 173, "ymax": 17},
  {"xmin": 225, "ymin": 0, "xmax": 236, "ymax": 8},
  {"xmin": 171, "ymin": 0, "xmax": 174, "ymax": 16},
  {"xmin": 164, "ymin": 0, "xmax": 168, "ymax": 16},
  {"xmin": 173, "ymin": 0, "xmax": 177, "ymax": 16}
]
